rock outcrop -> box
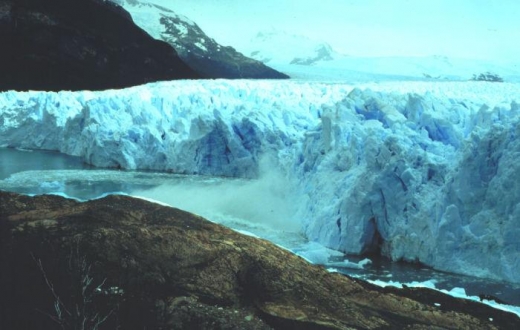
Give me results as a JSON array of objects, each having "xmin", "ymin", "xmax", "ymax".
[
  {"xmin": 1, "ymin": 191, "xmax": 518, "ymax": 329},
  {"xmin": 0, "ymin": 0, "xmax": 199, "ymax": 92}
]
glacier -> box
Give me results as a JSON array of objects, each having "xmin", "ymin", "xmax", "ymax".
[{"xmin": 1, "ymin": 79, "xmax": 520, "ymax": 284}]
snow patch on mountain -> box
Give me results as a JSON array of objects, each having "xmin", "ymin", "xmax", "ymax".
[
  {"xmin": 1, "ymin": 80, "xmax": 520, "ymax": 284},
  {"xmin": 112, "ymin": 0, "xmax": 287, "ymax": 79},
  {"xmin": 246, "ymin": 29, "xmax": 341, "ymax": 66},
  {"xmin": 242, "ymin": 29, "xmax": 520, "ymax": 82}
]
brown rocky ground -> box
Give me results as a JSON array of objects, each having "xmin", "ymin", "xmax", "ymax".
[{"xmin": 0, "ymin": 191, "xmax": 518, "ymax": 329}]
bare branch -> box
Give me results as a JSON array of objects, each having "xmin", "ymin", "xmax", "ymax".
[{"xmin": 31, "ymin": 253, "xmax": 72, "ymax": 318}]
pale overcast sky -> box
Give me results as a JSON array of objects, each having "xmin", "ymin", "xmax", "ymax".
[{"xmin": 157, "ymin": 0, "xmax": 520, "ymax": 62}]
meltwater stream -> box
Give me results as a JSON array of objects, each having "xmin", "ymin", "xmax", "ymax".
[{"xmin": 1, "ymin": 148, "xmax": 519, "ymax": 311}]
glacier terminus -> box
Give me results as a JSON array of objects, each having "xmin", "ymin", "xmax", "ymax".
[{"xmin": 1, "ymin": 79, "xmax": 520, "ymax": 285}]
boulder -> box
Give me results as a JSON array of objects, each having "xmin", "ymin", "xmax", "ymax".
[{"xmin": 0, "ymin": 191, "xmax": 518, "ymax": 329}]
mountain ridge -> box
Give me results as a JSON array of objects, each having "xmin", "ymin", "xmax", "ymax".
[
  {"xmin": 242, "ymin": 29, "xmax": 520, "ymax": 82},
  {"xmin": 114, "ymin": 0, "xmax": 289, "ymax": 79},
  {"xmin": 0, "ymin": 0, "xmax": 199, "ymax": 91}
]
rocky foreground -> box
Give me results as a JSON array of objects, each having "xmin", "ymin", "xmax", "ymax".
[{"xmin": 0, "ymin": 191, "xmax": 518, "ymax": 329}]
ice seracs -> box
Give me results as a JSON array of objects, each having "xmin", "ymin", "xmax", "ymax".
[
  {"xmin": 1, "ymin": 80, "xmax": 520, "ymax": 284},
  {"xmin": 295, "ymin": 86, "xmax": 520, "ymax": 284}
]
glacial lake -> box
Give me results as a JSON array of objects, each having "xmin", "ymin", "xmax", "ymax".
[{"xmin": 1, "ymin": 147, "xmax": 519, "ymax": 308}]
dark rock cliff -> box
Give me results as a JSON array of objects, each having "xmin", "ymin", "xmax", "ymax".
[
  {"xmin": 0, "ymin": 0, "xmax": 199, "ymax": 92},
  {"xmin": 1, "ymin": 191, "xmax": 518, "ymax": 329}
]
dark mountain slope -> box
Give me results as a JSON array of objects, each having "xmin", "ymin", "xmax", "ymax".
[
  {"xmin": 159, "ymin": 14, "xmax": 289, "ymax": 79},
  {"xmin": 0, "ymin": 0, "xmax": 199, "ymax": 92},
  {"xmin": 116, "ymin": 0, "xmax": 289, "ymax": 79}
]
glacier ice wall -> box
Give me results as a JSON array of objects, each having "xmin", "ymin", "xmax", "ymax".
[
  {"xmin": 296, "ymin": 88, "xmax": 520, "ymax": 284},
  {"xmin": 0, "ymin": 81, "xmax": 341, "ymax": 177},
  {"xmin": 1, "ymin": 80, "xmax": 519, "ymax": 283}
]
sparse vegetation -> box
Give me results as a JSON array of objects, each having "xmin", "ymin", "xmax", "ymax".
[
  {"xmin": 32, "ymin": 242, "xmax": 120, "ymax": 330},
  {"xmin": 471, "ymin": 72, "xmax": 504, "ymax": 82}
]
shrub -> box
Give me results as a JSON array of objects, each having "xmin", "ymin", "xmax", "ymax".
[{"xmin": 471, "ymin": 72, "xmax": 504, "ymax": 82}]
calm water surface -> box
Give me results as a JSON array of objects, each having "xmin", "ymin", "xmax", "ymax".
[{"xmin": 0, "ymin": 148, "xmax": 92, "ymax": 179}]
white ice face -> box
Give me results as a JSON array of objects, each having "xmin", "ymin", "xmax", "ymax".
[{"xmin": 1, "ymin": 79, "xmax": 520, "ymax": 285}]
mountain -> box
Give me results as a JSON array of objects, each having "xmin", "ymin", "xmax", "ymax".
[
  {"xmin": 249, "ymin": 30, "xmax": 341, "ymax": 65},
  {"xmin": 114, "ymin": 0, "xmax": 289, "ymax": 79},
  {"xmin": 0, "ymin": 0, "xmax": 199, "ymax": 92},
  {"xmin": 247, "ymin": 29, "xmax": 341, "ymax": 66},
  {"xmin": 243, "ymin": 30, "xmax": 520, "ymax": 82},
  {"xmin": 2, "ymin": 79, "xmax": 520, "ymax": 286}
]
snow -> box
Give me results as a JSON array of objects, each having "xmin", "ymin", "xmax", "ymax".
[
  {"xmin": 239, "ymin": 29, "xmax": 520, "ymax": 82},
  {"xmin": 111, "ymin": 0, "xmax": 194, "ymax": 41},
  {"xmin": 156, "ymin": 0, "xmax": 520, "ymax": 64},
  {"xmin": 173, "ymin": 22, "xmax": 188, "ymax": 36},
  {"xmin": 2, "ymin": 79, "xmax": 520, "ymax": 285},
  {"xmin": 194, "ymin": 41, "xmax": 207, "ymax": 52},
  {"xmin": 111, "ymin": 0, "xmax": 165, "ymax": 40},
  {"xmin": 246, "ymin": 29, "xmax": 338, "ymax": 65},
  {"xmin": 113, "ymin": 0, "xmax": 520, "ymax": 82}
]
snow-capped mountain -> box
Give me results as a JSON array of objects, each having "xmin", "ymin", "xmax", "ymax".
[
  {"xmin": 2, "ymin": 80, "xmax": 520, "ymax": 285},
  {"xmin": 242, "ymin": 29, "xmax": 520, "ymax": 82},
  {"xmin": 246, "ymin": 30, "xmax": 341, "ymax": 66},
  {"xmin": 112, "ymin": 0, "xmax": 288, "ymax": 79}
]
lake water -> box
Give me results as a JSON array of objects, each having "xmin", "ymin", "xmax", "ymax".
[
  {"xmin": 1, "ymin": 147, "xmax": 519, "ymax": 307},
  {"xmin": 0, "ymin": 148, "xmax": 93, "ymax": 180}
]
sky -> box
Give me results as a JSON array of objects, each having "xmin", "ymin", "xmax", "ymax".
[{"xmin": 156, "ymin": 0, "xmax": 520, "ymax": 62}]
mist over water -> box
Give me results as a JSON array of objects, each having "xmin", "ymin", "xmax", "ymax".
[
  {"xmin": 2, "ymin": 149, "xmax": 520, "ymax": 312},
  {"xmin": 134, "ymin": 159, "xmax": 302, "ymax": 233},
  {"xmin": 0, "ymin": 148, "xmax": 302, "ymax": 233}
]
